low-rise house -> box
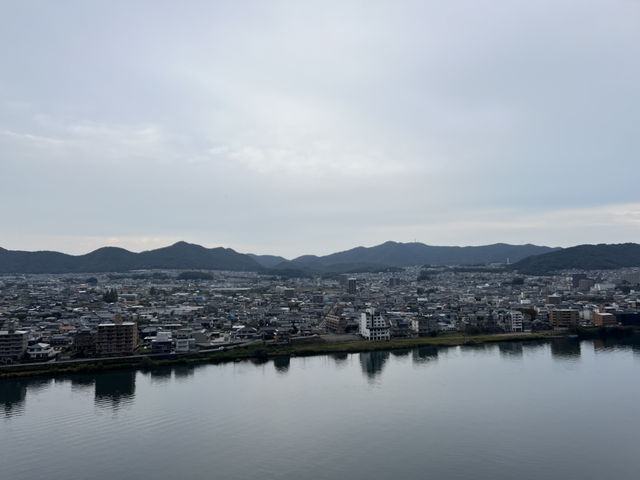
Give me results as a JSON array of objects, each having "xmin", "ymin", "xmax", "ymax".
[
  {"xmin": 192, "ymin": 329, "xmax": 212, "ymax": 346},
  {"xmin": 259, "ymin": 326, "xmax": 278, "ymax": 340},
  {"xmin": 233, "ymin": 326, "xmax": 259, "ymax": 340},
  {"xmin": 27, "ymin": 342, "xmax": 56, "ymax": 360},
  {"xmin": 152, "ymin": 331, "xmax": 173, "ymax": 353},
  {"xmin": 174, "ymin": 337, "xmax": 195, "ymax": 353}
]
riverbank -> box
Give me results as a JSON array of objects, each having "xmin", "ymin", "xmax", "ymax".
[{"xmin": 0, "ymin": 331, "xmax": 566, "ymax": 379}]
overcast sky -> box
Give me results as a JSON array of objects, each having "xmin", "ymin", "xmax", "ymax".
[{"xmin": 1, "ymin": 0, "xmax": 639, "ymax": 258}]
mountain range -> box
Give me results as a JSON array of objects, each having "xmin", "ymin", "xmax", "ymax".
[
  {"xmin": 0, "ymin": 241, "xmax": 260, "ymax": 274},
  {"xmin": 510, "ymin": 243, "xmax": 640, "ymax": 274},
  {"xmin": 0, "ymin": 241, "xmax": 559, "ymax": 274},
  {"xmin": 1, "ymin": 240, "xmax": 639, "ymax": 275},
  {"xmin": 285, "ymin": 241, "xmax": 557, "ymax": 269}
]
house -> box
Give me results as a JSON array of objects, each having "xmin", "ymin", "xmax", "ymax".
[
  {"xmin": 152, "ymin": 331, "xmax": 173, "ymax": 353},
  {"xmin": 27, "ymin": 343, "xmax": 56, "ymax": 360},
  {"xmin": 233, "ymin": 326, "xmax": 259, "ymax": 340}
]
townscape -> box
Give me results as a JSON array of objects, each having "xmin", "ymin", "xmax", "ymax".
[{"xmin": 2, "ymin": 265, "xmax": 640, "ymax": 364}]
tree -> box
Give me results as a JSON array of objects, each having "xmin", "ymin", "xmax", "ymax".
[{"xmin": 103, "ymin": 288, "xmax": 118, "ymax": 303}]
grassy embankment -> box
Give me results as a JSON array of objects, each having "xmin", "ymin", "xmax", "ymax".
[{"xmin": 0, "ymin": 331, "xmax": 560, "ymax": 379}]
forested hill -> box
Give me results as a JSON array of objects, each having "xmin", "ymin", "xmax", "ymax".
[
  {"xmin": 511, "ymin": 243, "xmax": 640, "ymax": 274},
  {"xmin": 0, "ymin": 240, "xmax": 563, "ymax": 274},
  {"xmin": 287, "ymin": 241, "xmax": 558, "ymax": 268},
  {"xmin": 0, "ymin": 241, "xmax": 262, "ymax": 273}
]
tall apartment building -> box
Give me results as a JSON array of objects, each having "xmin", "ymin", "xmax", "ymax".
[
  {"xmin": 549, "ymin": 309, "xmax": 579, "ymax": 329},
  {"xmin": 0, "ymin": 321, "xmax": 28, "ymax": 361},
  {"xmin": 347, "ymin": 278, "xmax": 357, "ymax": 295},
  {"xmin": 95, "ymin": 315, "xmax": 138, "ymax": 356},
  {"xmin": 506, "ymin": 311, "xmax": 524, "ymax": 332},
  {"xmin": 359, "ymin": 308, "xmax": 390, "ymax": 341}
]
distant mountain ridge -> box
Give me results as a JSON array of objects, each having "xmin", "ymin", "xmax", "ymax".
[
  {"xmin": 285, "ymin": 241, "xmax": 558, "ymax": 269},
  {"xmin": 0, "ymin": 241, "xmax": 261, "ymax": 273},
  {"xmin": 0, "ymin": 240, "xmax": 560, "ymax": 274},
  {"xmin": 511, "ymin": 243, "xmax": 640, "ymax": 274},
  {"xmin": 246, "ymin": 253, "xmax": 288, "ymax": 268}
]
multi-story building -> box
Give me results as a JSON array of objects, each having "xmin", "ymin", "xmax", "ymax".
[
  {"xmin": 325, "ymin": 314, "xmax": 347, "ymax": 333},
  {"xmin": 411, "ymin": 315, "xmax": 438, "ymax": 336},
  {"xmin": 506, "ymin": 311, "xmax": 524, "ymax": 332},
  {"xmin": 592, "ymin": 311, "xmax": 618, "ymax": 327},
  {"xmin": 0, "ymin": 322, "xmax": 28, "ymax": 361},
  {"xmin": 359, "ymin": 308, "xmax": 390, "ymax": 341},
  {"xmin": 549, "ymin": 309, "xmax": 579, "ymax": 329},
  {"xmin": 347, "ymin": 278, "xmax": 357, "ymax": 295},
  {"xmin": 546, "ymin": 294, "xmax": 562, "ymax": 305},
  {"xmin": 95, "ymin": 315, "xmax": 138, "ymax": 356},
  {"xmin": 72, "ymin": 328, "xmax": 95, "ymax": 357}
]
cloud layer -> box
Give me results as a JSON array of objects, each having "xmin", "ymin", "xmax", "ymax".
[{"xmin": 1, "ymin": 1, "xmax": 639, "ymax": 256}]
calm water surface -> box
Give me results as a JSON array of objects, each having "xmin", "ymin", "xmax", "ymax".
[{"xmin": 2, "ymin": 338, "xmax": 640, "ymax": 480}]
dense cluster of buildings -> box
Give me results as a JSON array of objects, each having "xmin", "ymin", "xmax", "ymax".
[{"xmin": 1, "ymin": 266, "xmax": 639, "ymax": 364}]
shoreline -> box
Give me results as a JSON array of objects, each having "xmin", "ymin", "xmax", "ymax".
[
  {"xmin": 3, "ymin": 327, "xmax": 637, "ymax": 380},
  {"xmin": 1, "ymin": 331, "xmax": 563, "ymax": 380}
]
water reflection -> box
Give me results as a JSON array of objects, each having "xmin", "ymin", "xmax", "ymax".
[
  {"xmin": 273, "ymin": 356, "xmax": 290, "ymax": 374},
  {"xmin": 94, "ymin": 370, "xmax": 136, "ymax": 410},
  {"xmin": 593, "ymin": 335, "xmax": 640, "ymax": 355},
  {"xmin": 359, "ymin": 351, "xmax": 390, "ymax": 380},
  {"xmin": 149, "ymin": 367, "xmax": 173, "ymax": 385},
  {"xmin": 330, "ymin": 353, "xmax": 349, "ymax": 368},
  {"xmin": 248, "ymin": 356, "xmax": 269, "ymax": 366},
  {"xmin": 70, "ymin": 374, "xmax": 96, "ymax": 393},
  {"xmin": 173, "ymin": 364, "xmax": 196, "ymax": 381},
  {"xmin": 520, "ymin": 341, "xmax": 548, "ymax": 355},
  {"xmin": 499, "ymin": 342, "xmax": 523, "ymax": 358},
  {"xmin": 550, "ymin": 338, "xmax": 581, "ymax": 359},
  {"xmin": 390, "ymin": 349, "xmax": 411, "ymax": 358},
  {"xmin": 1, "ymin": 380, "xmax": 27, "ymax": 417},
  {"xmin": 412, "ymin": 346, "xmax": 438, "ymax": 364},
  {"xmin": 460, "ymin": 342, "xmax": 498, "ymax": 355},
  {"xmin": 0, "ymin": 377, "xmax": 53, "ymax": 418}
]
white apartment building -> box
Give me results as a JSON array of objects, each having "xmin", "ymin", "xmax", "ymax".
[
  {"xmin": 506, "ymin": 310, "xmax": 524, "ymax": 332},
  {"xmin": 360, "ymin": 308, "xmax": 390, "ymax": 341}
]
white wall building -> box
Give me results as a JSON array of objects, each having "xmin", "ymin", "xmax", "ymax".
[
  {"xmin": 27, "ymin": 343, "xmax": 56, "ymax": 360},
  {"xmin": 507, "ymin": 310, "xmax": 524, "ymax": 332},
  {"xmin": 359, "ymin": 308, "xmax": 390, "ymax": 341}
]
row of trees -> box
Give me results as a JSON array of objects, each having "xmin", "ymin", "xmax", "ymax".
[{"xmin": 103, "ymin": 288, "xmax": 118, "ymax": 303}]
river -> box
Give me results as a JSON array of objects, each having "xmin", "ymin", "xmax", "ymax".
[{"xmin": 2, "ymin": 337, "xmax": 640, "ymax": 480}]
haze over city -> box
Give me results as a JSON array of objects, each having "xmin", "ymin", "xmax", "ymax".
[{"xmin": 1, "ymin": 0, "xmax": 639, "ymax": 257}]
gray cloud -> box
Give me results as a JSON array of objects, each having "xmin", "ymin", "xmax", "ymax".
[{"xmin": 1, "ymin": 0, "xmax": 639, "ymax": 256}]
